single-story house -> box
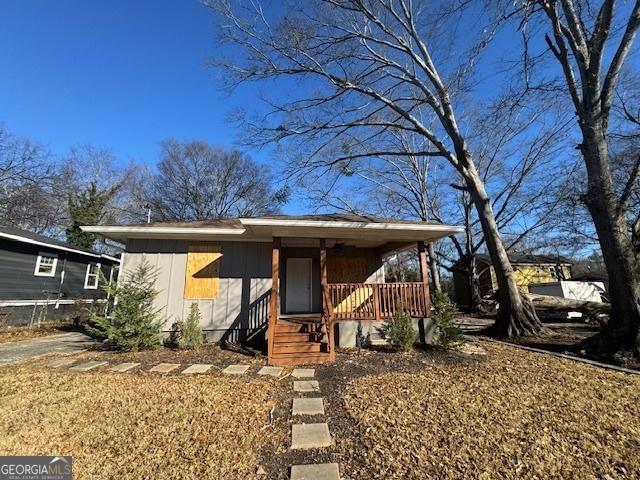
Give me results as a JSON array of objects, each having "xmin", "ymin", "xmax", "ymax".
[
  {"xmin": 453, "ymin": 253, "xmax": 573, "ymax": 308},
  {"xmin": 0, "ymin": 224, "xmax": 120, "ymax": 326},
  {"xmin": 84, "ymin": 214, "xmax": 462, "ymax": 365}
]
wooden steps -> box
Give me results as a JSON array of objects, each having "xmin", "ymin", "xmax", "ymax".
[{"xmin": 269, "ymin": 317, "xmax": 331, "ymax": 366}]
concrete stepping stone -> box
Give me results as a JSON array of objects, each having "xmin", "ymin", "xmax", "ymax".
[
  {"xmin": 292, "ymin": 398, "xmax": 325, "ymax": 416},
  {"xmin": 69, "ymin": 361, "xmax": 108, "ymax": 372},
  {"xmin": 47, "ymin": 358, "xmax": 77, "ymax": 368},
  {"xmin": 223, "ymin": 364, "xmax": 250, "ymax": 375},
  {"xmin": 149, "ymin": 363, "xmax": 180, "ymax": 374},
  {"xmin": 293, "ymin": 380, "xmax": 320, "ymax": 393},
  {"xmin": 258, "ymin": 366, "xmax": 284, "ymax": 377},
  {"xmin": 290, "ymin": 463, "xmax": 340, "ymax": 480},
  {"xmin": 291, "ymin": 368, "xmax": 315, "ymax": 378},
  {"xmin": 110, "ymin": 362, "xmax": 140, "ymax": 373},
  {"xmin": 181, "ymin": 364, "xmax": 212, "ymax": 374},
  {"xmin": 291, "ymin": 423, "xmax": 332, "ymax": 450}
]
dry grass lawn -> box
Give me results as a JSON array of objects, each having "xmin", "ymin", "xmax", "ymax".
[
  {"xmin": 0, "ymin": 366, "xmax": 284, "ymax": 479},
  {"xmin": 0, "ymin": 323, "xmax": 71, "ymax": 343},
  {"xmin": 343, "ymin": 342, "xmax": 640, "ymax": 479}
]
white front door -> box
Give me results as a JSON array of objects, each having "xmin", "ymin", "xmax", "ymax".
[{"xmin": 286, "ymin": 258, "xmax": 313, "ymax": 312}]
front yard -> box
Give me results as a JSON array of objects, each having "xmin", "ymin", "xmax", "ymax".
[
  {"xmin": 0, "ymin": 340, "xmax": 638, "ymax": 479},
  {"xmin": 0, "ymin": 364, "xmax": 285, "ymax": 479},
  {"xmin": 339, "ymin": 342, "xmax": 640, "ymax": 479}
]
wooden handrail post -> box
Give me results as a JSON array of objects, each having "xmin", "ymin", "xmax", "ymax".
[
  {"xmin": 418, "ymin": 240, "xmax": 431, "ymax": 317},
  {"xmin": 373, "ymin": 285, "xmax": 381, "ymax": 322},
  {"xmin": 268, "ymin": 237, "xmax": 281, "ymax": 363}
]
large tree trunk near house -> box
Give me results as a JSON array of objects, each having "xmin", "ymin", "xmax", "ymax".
[
  {"xmin": 466, "ymin": 172, "xmax": 545, "ymax": 336},
  {"xmin": 525, "ymin": 293, "xmax": 611, "ymax": 315},
  {"xmin": 427, "ymin": 243, "xmax": 441, "ymax": 293},
  {"xmin": 580, "ymin": 126, "xmax": 640, "ymax": 355}
]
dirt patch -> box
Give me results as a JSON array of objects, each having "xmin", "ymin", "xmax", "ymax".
[
  {"xmin": 258, "ymin": 345, "xmax": 481, "ymax": 479},
  {"xmin": 341, "ymin": 341, "xmax": 640, "ymax": 479},
  {"xmin": 0, "ymin": 364, "xmax": 285, "ymax": 479}
]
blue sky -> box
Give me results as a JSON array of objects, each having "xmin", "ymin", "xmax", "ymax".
[{"xmin": 0, "ymin": 0, "xmax": 301, "ymax": 203}]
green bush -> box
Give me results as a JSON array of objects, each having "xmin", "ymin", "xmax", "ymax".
[
  {"xmin": 432, "ymin": 290, "xmax": 465, "ymax": 349},
  {"xmin": 378, "ymin": 303, "xmax": 416, "ymax": 351},
  {"xmin": 179, "ymin": 303, "xmax": 204, "ymax": 350},
  {"xmin": 86, "ymin": 259, "xmax": 164, "ymax": 351}
]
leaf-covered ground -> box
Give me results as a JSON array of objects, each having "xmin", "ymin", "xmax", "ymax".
[
  {"xmin": 342, "ymin": 342, "xmax": 640, "ymax": 479},
  {"xmin": 0, "ymin": 366, "xmax": 285, "ymax": 479}
]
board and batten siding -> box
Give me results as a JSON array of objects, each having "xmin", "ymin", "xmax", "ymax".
[{"xmin": 124, "ymin": 239, "xmax": 272, "ymax": 342}]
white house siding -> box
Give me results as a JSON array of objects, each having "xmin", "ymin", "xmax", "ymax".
[{"xmin": 124, "ymin": 239, "xmax": 272, "ymax": 342}]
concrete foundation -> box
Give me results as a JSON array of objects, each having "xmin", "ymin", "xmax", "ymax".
[{"xmin": 335, "ymin": 317, "xmax": 437, "ymax": 348}]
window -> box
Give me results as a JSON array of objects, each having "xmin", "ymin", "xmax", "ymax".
[
  {"xmin": 34, "ymin": 253, "xmax": 58, "ymax": 277},
  {"xmin": 84, "ymin": 263, "xmax": 101, "ymax": 289}
]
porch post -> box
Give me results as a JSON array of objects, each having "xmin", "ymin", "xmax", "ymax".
[
  {"xmin": 418, "ymin": 240, "xmax": 431, "ymax": 317},
  {"xmin": 319, "ymin": 238, "xmax": 327, "ymax": 286},
  {"xmin": 268, "ymin": 237, "xmax": 281, "ymax": 362}
]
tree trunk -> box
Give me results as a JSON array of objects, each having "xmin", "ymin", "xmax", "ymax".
[
  {"xmin": 427, "ymin": 243, "xmax": 441, "ymax": 292},
  {"xmin": 468, "ymin": 254, "xmax": 485, "ymax": 314},
  {"xmin": 580, "ymin": 125, "xmax": 640, "ymax": 355},
  {"xmin": 465, "ymin": 171, "xmax": 545, "ymax": 336}
]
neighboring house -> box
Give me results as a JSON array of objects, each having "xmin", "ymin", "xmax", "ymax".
[
  {"xmin": 84, "ymin": 214, "xmax": 462, "ymax": 365},
  {"xmin": 0, "ymin": 224, "xmax": 120, "ymax": 326},
  {"xmin": 454, "ymin": 253, "xmax": 573, "ymax": 308}
]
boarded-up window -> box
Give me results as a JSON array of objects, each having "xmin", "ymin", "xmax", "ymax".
[
  {"xmin": 327, "ymin": 257, "xmax": 367, "ymax": 283},
  {"xmin": 184, "ymin": 245, "xmax": 221, "ymax": 300}
]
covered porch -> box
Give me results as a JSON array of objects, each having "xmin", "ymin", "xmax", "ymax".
[{"xmin": 243, "ymin": 218, "xmax": 461, "ymax": 366}]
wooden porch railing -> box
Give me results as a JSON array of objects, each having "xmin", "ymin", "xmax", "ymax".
[{"xmin": 327, "ymin": 283, "xmax": 428, "ymax": 320}]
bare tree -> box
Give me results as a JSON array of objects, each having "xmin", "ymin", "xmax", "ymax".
[
  {"xmin": 521, "ymin": 0, "xmax": 640, "ymax": 355},
  {"xmin": 0, "ymin": 126, "xmax": 63, "ymax": 234},
  {"xmin": 145, "ymin": 140, "xmax": 288, "ymax": 221},
  {"xmin": 209, "ymin": 0, "xmax": 549, "ymax": 336}
]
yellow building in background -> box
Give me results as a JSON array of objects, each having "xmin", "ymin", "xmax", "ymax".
[{"xmin": 453, "ymin": 254, "xmax": 573, "ymax": 308}]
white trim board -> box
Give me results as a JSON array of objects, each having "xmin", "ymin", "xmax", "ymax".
[
  {"xmin": 0, "ymin": 231, "xmax": 117, "ymax": 259},
  {"xmin": 0, "ymin": 299, "xmax": 107, "ymax": 307}
]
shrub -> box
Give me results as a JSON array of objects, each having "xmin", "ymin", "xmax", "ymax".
[
  {"xmin": 432, "ymin": 290, "xmax": 465, "ymax": 349},
  {"xmin": 86, "ymin": 259, "xmax": 164, "ymax": 351},
  {"xmin": 378, "ymin": 303, "xmax": 416, "ymax": 351},
  {"xmin": 179, "ymin": 303, "xmax": 204, "ymax": 350}
]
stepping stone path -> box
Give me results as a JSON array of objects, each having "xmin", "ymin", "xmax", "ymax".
[
  {"xmin": 149, "ymin": 363, "xmax": 180, "ymax": 374},
  {"xmin": 287, "ymin": 368, "xmax": 340, "ymax": 479},
  {"xmin": 69, "ymin": 361, "xmax": 108, "ymax": 372},
  {"xmin": 223, "ymin": 364, "xmax": 250, "ymax": 375},
  {"xmin": 291, "ymin": 423, "xmax": 332, "ymax": 449},
  {"xmin": 290, "ymin": 463, "xmax": 340, "ymax": 480},
  {"xmin": 47, "ymin": 358, "xmax": 77, "ymax": 368},
  {"xmin": 181, "ymin": 364, "xmax": 212, "ymax": 374},
  {"xmin": 258, "ymin": 366, "xmax": 283, "ymax": 377},
  {"xmin": 110, "ymin": 362, "xmax": 140, "ymax": 373},
  {"xmin": 292, "ymin": 398, "xmax": 324, "ymax": 416},
  {"xmin": 293, "ymin": 380, "xmax": 320, "ymax": 393}
]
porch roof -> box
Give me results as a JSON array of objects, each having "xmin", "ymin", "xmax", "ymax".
[{"xmin": 82, "ymin": 213, "xmax": 463, "ymax": 249}]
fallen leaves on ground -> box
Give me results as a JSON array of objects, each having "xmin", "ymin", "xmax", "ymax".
[
  {"xmin": 0, "ymin": 366, "xmax": 285, "ymax": 479},
  {"xmin": 343, "ymin": 342, "xmax": 640, "ymax": 479}
]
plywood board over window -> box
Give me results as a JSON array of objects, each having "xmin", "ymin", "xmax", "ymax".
[
  {"xmin": 327, "ymin": 257, "xmax": 367, "ymax": 283},
  {"xmin": 184, "ymin": 245, "xmax": 222, "ymax": 300}
]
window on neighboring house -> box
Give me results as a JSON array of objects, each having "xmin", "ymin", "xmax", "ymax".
[
  {"xmin": 34, "ymin": 253, "xmax": 58, "ymax": 277},
  {"xmin": 548, "ymin": 266, "xmax": 559, "ymax": 280},
  {"xmin": 84, "ymin": 263, "xmax": 101, "ymax": 289}
]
